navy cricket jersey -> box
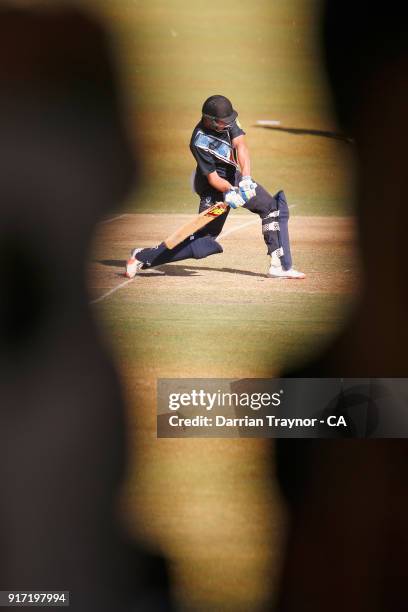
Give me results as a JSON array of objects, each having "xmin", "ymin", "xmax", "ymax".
[{"xmin": 190, "ymin": 119, "xmax": 245, "ymax": 196}]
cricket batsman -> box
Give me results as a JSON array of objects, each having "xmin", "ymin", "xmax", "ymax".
[{"xmin": 125, "ymin": 95, "xmax": 305, "ymax": 279}]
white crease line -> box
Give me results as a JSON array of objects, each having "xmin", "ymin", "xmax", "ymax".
[
  {"xmin": 100, "ymin": 214, "xmax": 127, "ymax": 224},
  {"xmin": 218, "ymin": 204, "xmax": 296, "ymax": 240},
  {"xmin": 91, "ymin": 217, "xmax": 260, "ymax": 305},
  {"xmin": 100, "ymin": 206, "xmax": 295, "ymax": 227},
  {"xmin": 90, "ymin": 278, "xmax": 133, "ymax": 304},
  {"xmin": 218, "ymin": 218, "xmax": 258, "ymax": 240}
]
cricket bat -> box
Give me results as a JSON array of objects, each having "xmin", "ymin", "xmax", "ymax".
[{"xmin": 164, "ymin": 202, "xmax": 228, "ymax": 249}]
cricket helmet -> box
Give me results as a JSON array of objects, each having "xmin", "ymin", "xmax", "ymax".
[{"xmin": 202, "ymin": 95, "xmax": 238, "ymax": 127}]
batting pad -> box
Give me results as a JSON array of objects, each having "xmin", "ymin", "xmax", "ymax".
[{"xmin": 261, "ymin": 191, "xmax": 293, "ymax": 270}]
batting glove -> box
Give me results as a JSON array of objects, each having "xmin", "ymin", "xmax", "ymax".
[
  {"xmin": 224, "ymin": 187, "xmax": 245, "ymax": 209},
  {"xmin": 239, "ymin": 176, "xmax": 257, "ymax": 202}
]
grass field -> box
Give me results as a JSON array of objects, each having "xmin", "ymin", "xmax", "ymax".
[
  {"xmin": 89, "ymin": 212, "xmax": 357, "ymax": 610},
  {"xmin": 91, "ymin": 213, "xmax": 357, "ymax": 376},
  {"xmin": 86, "ymin": 1, "xmax": 357, "ymax": 609}
]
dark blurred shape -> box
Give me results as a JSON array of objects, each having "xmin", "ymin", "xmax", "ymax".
[
  {"xmin": 0, "ymin": 6, "xmax": 172, "ymax": 611},
  {"xmin": 323, "ymin": 1, "xmax": 407, "ymax": 134},
  {"xmin": 276, "ymin": 2, "xmax": 408, "ymax": 611}
]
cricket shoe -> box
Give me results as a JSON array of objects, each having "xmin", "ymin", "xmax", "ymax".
[
  {"xmin": 125, "ymin": 248, "xmax": 144, "ymax": 279},
  {"xmin": 268, "ymin": 265, "xmax": 305, "ymax": 279}
]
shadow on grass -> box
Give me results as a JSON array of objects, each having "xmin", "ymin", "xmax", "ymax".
[
  {"xmin": 98, "ymin": 260, "xmax": 265, "ymax": 278},
  {"xmin": 161, "ymin": 264, "xmax": 265, "ymax": 278},
  {"xmin": 254, "ymin": 124, "xmax": 354, "ymax": 144}
]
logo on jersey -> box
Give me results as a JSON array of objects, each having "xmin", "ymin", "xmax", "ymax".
[{"xmin": 194, "ymin": 131, "xmax": 238, "ymax": 168}]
